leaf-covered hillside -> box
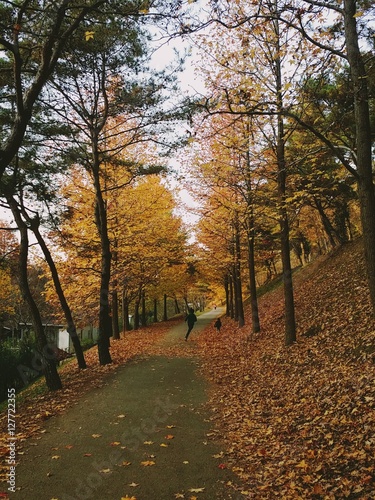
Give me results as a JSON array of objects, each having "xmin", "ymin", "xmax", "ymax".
[{"xmin": 198, "ymin": 237, "xmax": 375, "ymax": 499}]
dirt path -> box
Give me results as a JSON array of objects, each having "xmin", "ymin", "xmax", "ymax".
[{"xmin": 11, "ymin": 309, "xmax": 242, "ymax": 500}]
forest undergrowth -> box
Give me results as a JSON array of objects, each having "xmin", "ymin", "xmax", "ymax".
[{"xmin": 196, "ymin": 238, "xmax": 375, "ymax": 499}]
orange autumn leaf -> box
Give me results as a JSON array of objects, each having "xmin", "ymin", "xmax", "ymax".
[{"xmin": 312, "ymin": 484, "xmax": 325, "ymax": 495}]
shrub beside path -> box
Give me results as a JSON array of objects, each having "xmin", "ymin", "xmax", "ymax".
[{"xmin": 10, "ymin": 309, "xmax": 242, "ymax": 500}]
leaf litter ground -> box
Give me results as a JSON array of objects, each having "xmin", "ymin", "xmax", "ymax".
[{"xmin": 196, "ymin": 239, "xmax": 375, "ymax": 499}]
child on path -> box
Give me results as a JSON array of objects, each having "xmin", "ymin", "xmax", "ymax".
[
  {"xmin": 185, "ymin": 308, "xmax": 197, "ymax": 341},
  {"xmin": 214, "ymin": 317, "xmax": 222, "ymax": 332}
]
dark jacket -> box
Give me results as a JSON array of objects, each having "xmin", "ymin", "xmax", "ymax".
[{"xmin": 185, "ymin": 311, "xmax": 197, "ymax": 327}]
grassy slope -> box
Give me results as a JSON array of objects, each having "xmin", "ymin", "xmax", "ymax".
[{"xmin": 197, "ymin": 238, "xmax": 375, "ymax": 499}]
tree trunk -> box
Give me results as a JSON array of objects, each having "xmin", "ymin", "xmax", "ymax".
[
  {"xmin": 244, "ymin": 133, "xmax": 260, "ymax": 334},
  {"xmin": 174, "ymin": 297, "xmax": 180, "ymax": 314},
  {"xmin": 34, "ymin": 226, "xmax": 87, "ymax": 368},
  {"xmin": 163, "ymin": 293, "xmax": 168, "ymax": 322},
  {"xmin": 234, "ymin": 218, "xmax": 245, "ymax": 327},
  {"xmin": 22, "ymin": 213, "xmax": 86, "ymax": 369},
  {"xmin": 313, "ymin": 197, "xmax": 341, "ymax": 248},
  {"xmin": 343, "ymin": 0, "xmax": 375, "ymax": 313},
  {"xmin": 229, "ymin": 273, "xmax": 234, "ymax": 319},
  {"xmin": 122, "ymin": 292, "xmax": 130, "ymax": 333},
  {"xmin": 141, "ymin": 290, "xmax": 147, "ymax": 326},
  {"xmin": 274, "ymin": 8, "xmax": 296, "ymax": 345},
  {"xmin": 93, "ymin": 151, "xmax": 112, "ymax": 365},
  {"xmin": 153, "ymin": 298, "xmax": 158, "ymax": 323},
  {"xmin": 8, "ymin": 198, "xmax": 62, "ymax": 391},
  {"xmin": 224, "ymin": 275, "xmax": 230, "ymax": 317},
  {"xmin": 134, "ymin": 296, "xmax": 140, "ymax": 330},
  {"xmin": 112, "ymin": 290, "xmax": 120, "ymax": 340},
  {"xmin": 247, "ymin": 228, "xmax": 260, "ymax": 334}
]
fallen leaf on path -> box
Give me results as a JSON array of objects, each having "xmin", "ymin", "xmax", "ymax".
[
  {"xmin": 143, "ymin": 441, "xmax": 153, "ymax": 445},
  {"xmin": 117, "ymin": 414, "xmax": 126, "ymax": 418},
  {"xmin": 218, "ymin": 463, "xmax": 227, "ymax": 469},
  {"xmin": 296, "ymin": 459, "xmax": 308, "ymax": 470},
  {"xmin": 99, "ymin": 468, "xmax": 111, "ymax": 474},
  {"xmin": 183, "ymin": 461, "xmax": 189, "ymax": 464},
  {"xmin": 188, "ymin": 488, "xmax": 205, "ymax": 493},
  {"xmin": 121, "ymin": 496, "xmax": 137, "ymax": 500},
  {"xmin": 51, "ymin": 456, "xmax": 60, "ymax": 460},
  {"xmin": 165, "ymin": 434, "xmax": 174, "ymax": 439},
  {"xmin": 312, "ymin": 484, "xmax": 325, "ymax": 495},
  {"xmin": 120, "ymin": 461, "xmax": 131, "ymax": 466},
  {"xmin": 166, "ymin": 425, "xmax": 175, "ymax": 429},
  {"xmin": 140, "ymin": 460, "xmax": 155, "ymax": 466},
  {"xmin": 128, "ymin": 482, "xmax": 139, "ymax": 487},
  {"xmin": 110, "ymin": 442, "xmax": 121, "ymax": 446},
  {"xmin": 92, "ymin": 434, "xmax": 101, "ymax": 438},
  {"xmin": 39, "ymin": 411, "xmax": 52, "ymax": 420},
  {"xmin": 65, "ymin": 445, "xmax": 74, "ymax": 450},
  {"xmin": 174, "ymin": 494, "xmax": 185, "ymax": 499},
  {"xmin": 160, "ymin": 443, "xmax": 168, "ymax": 447},
  {"xmin": 83, "ymin": 453, "xmax": 92, "ymax": 457}
]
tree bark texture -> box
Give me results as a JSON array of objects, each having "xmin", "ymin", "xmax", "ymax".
[
  {"xmin": 92, "ymin": 145, "xmax": 112, "ymax": 365},
  {"xmin": 122, "ymin": 292, "xmax": 130, "ymax": 333},
  {"xmin": 8, "ymin": 198, "xmax": 62, "ymax": 391},
  {"xmin": 274, "ymin": 9, "xmax": 297, "ymax": 345},
  {"xmin": 234, "ymin": 219, "xmax": 245, "ymax": 327},
  {"xmin": 343, "ymin": 0, "xmax": 375, "ymax": 313},
  {"xmin": 247, "ymin": 228, "xmax": 260, "ymax": 334},
  {"xmin": 28, "ymin": 217, "xmax": 87, "ymax": 369},
  {"xmin": 112, "ymin": 290, "xmax": 120, "ymax": 340},
  {"xmin": 163, "ymin": 294, "xmax": 168, "ymax": 322}
]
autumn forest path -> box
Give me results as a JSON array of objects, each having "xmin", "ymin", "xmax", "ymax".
[{"xmin": 12, "ymin": 308, "xmax": 242, "ymax": 500}]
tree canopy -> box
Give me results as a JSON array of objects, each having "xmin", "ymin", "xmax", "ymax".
[{"xmin": 0, "ymin": 0, "xmax": 373, "ymax": 388}]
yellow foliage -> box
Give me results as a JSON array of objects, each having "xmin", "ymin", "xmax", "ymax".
[{"xmin": 0, "ymin": 269, "xmax": 17, "ymax": 317}]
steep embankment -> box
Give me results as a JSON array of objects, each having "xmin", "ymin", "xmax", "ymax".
[{"xmin": 197, "ymin": 238, "xmax": 375, "ymax": 499}]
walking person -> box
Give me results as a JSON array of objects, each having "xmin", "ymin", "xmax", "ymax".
[
  {"xmin": 185, "ymin": 307, "xmax": 197, "ymax": 341},
  {"xmin": 214, "ymin": 317, "xmax": 222, "ymax": 332}
]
